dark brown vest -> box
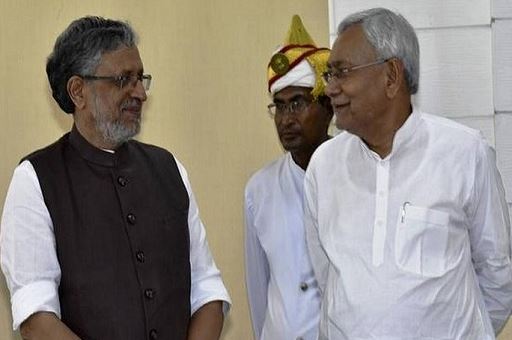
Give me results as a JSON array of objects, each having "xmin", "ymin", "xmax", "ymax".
[{"xmin": 24, "ymin": 127, "xmax": 191, "ymax": 340}]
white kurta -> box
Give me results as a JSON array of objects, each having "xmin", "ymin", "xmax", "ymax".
[
  {"xmin": 245, "ymin": 152, "xmax": 321, "ymax": 340},
  {"xmin": 304, "ymin": 109, "xmax": 512, "ymax": 340},
  {"xmin": 0, "ymin": 159, "xmax": 231, "ymax": 330}
]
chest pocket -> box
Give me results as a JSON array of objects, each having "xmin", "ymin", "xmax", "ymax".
[{"xmin": 395, "ymin": 205, "xmax": 458, "ymax": 277}]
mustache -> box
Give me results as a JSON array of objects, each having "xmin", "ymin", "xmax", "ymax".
[{"xmin": 121, "ymin": 99, "xmax": 142, "ymax": 111}]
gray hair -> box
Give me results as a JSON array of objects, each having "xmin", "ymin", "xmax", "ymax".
[
  {"xmin": 337, "ymin": 8, "xmax": 419, "ymax": 94},
  {"xmin": 46, "ymin": 16, "xmax": 138, "ymax": 113}
]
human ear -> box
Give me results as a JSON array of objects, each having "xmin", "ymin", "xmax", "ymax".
[
  {"xmin": 384, "ymin": 58, "xmax": 404, "ymax": 99},
  {"xmin": 67, "ymin": 75, "xmax": 86, "ymax": 110}
]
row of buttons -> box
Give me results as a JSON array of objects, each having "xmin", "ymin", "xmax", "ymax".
[{"xmin": 118, "ymin": 175, "xmax": 158, "ymax": 340}]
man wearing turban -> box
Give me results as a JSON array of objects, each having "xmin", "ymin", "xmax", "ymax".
[{"xmin": 244, "ymin": 15, "xmax": 333, "ymax": 340}]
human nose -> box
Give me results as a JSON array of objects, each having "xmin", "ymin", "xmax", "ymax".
[
  {"xmin": 131, "ymin": 79, "xmax": 147, "ymax": 101},
  {"xmin": 278, "ymin": 110, "xmax": 298, "ymax": 126},
  {"xmin": 324, "ymin": 78, "xmax": 341, "ymax": 99}
]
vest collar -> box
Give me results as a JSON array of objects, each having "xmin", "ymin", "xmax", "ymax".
[{"xmin": 69, "ymin": 125, "xmax": 128, "ymax": 167}]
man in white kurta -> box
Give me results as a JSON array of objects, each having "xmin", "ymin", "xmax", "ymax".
[
  {"xmin": 244, "ymin": 15, "xmax": 332, "ymax": 340},
  {"xmin": 305, "ymin": 8, "xmax": 512, "ymax": 340},
  {"xmin": 246, "ymin": 153, "xmax": 321, "ymax": 340}
]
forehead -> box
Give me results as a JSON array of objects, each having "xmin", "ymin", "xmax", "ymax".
[
  {"xmin": 95, "ymin": 46, "xmax": 143, "ymax": 73},
  {"xmin": 328, "ymin": 24, "xmax": 376, "ymax": 66},
  {"xmin": 273, "ymin": 86, "xmax": 313, "ymax": 101}
]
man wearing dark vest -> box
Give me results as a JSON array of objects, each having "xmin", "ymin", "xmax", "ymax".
[{"xmin": 0, "ymin": 16, "xmax": 230, "ymax": 340}]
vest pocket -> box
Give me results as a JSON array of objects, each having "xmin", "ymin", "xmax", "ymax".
[{"xmin": 395, "ymin": 205, "xmax": 452, "ymax": 277}]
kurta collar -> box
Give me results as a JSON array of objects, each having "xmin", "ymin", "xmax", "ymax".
[
  {"xmin": 287, "ymin": 152, "xmax": 306, "ymax": 176},
  {"xmin": 69, "ymin": 125, "xmax": 127, "ymax": 167},
  {"xmin": 359, "ymin": 106, "xmax": 421, "ymax": 161}
]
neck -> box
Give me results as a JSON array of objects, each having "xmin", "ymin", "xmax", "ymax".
[
  {"xmin": 290, "ymin": 135, "xmax": 330, "ymax": 170},
  {"xmin": 363, "ymin": 101, "xmax": 412, "ymax": 159},
  {"xmin": 73, "ymin": 114, "xmax": 119, "ymax": 150}
]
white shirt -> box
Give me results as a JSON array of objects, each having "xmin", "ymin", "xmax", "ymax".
[
  {"xmin": 0, "ymin": 158, "xmax": 231, "ymax": 330},
  {"xmin": 304, "ymin": 109, "xmax": 512, "ymax": 340},
  {"xmin": 245, "ymin": 152, "xmax": 321, "ymax": 340}
]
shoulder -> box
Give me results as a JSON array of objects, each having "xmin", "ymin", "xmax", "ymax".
[
  {"xmin": 419, "ymin": 112, "xmax": 489, "ymax": 150},
  {"xmin": 129, "ymin": 139, "xmax": 175, "ymax": 159},
  {"xmin": 420, "ymin": 112, "xmax": 484, "ymax": 142},
  {"xmin": 22, "ymin": 133, "xmax": 70, "ymax": 164},
  {"xmin": 309, "ymin": 131, "xmax": 355, "ymax": 170},
  {"xmin": 246, "ymin": 154, "xmax": 287, "ymax": 193},
  {"xmin": 128, "ymin": 140, "xmax": 185, "ymax": 170}
]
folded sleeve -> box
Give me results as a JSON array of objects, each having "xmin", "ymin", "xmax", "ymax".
[
  {"xmin": 0, "ymin": 160, "xmax": 61, "ymax": 330},
  {"xmin": 175, "ymin": 160, "xmax": 231, "ymax": 316}
]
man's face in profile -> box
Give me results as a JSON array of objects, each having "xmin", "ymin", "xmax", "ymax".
[{"xmin": 83, "ymin": 46, "xmax": 147, "ymax": 146}]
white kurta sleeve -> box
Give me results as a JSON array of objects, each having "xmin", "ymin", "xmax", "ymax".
[
  {"xmin": 244, "ymin": 188, "xmax": 270, "ymax": 339},
  {"xmin": 0, "ymin": 160, "xmax": 61, "ymax": 330},
  {"xmin": 468, "ymin": 140, "xmax": 512, "ymax": 334},
  {"xmin": 175, "ymin": 160, "xmax": 231, "ymax": 316},
  {"xmin": 303, "ymin": 165, "xmax": 329, "ymax": 295}
]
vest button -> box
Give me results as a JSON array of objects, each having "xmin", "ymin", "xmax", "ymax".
[
  {"xmin": 145, "ymin": 288, "xmax": 155, "ymax": 299},
  {"xmin": 149, "ymin": 329, "xmax": 158, "ymax": 339},
  {"xmin": 117, "ymin": 176, "xmax": 127, "ymax": 186},
  {"xmin": 136, "ymin": 251, "xmax": 145, "ymax": 263},
  {"xmin": 126, "ymin": 213, "xmax": 136, "ymax": 225},
  {"xmin": 300, "ymin": 282, "xmax": 308, "ymax": 291}
]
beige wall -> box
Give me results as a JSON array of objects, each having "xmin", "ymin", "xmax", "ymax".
[{"xmin": 0, "ymin": 0, "xmax": 329, "ymax": 339}]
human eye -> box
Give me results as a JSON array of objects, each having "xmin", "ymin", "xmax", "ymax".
[
  {"xmin": 275, "ymin": 103, "xmax": 286, "ymax": 112},
  {"xmin": 332, "ymin": 67, "xmax": 348, "ymax": 79},
  {"xmin": 117, "ymin": 75, "xmax": 132, "ymax": 88},
  {"xmin": 290, "ymin": 97, "xmax": 308, "ymax": 112},
  {"xmin": 288, "ymin": 100, "xmax": 299, "ymax": 112}
]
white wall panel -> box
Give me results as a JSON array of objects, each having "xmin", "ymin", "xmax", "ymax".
[
  {"xmin": 414, "ymin": 27, "xmax": 493, "ymax": 118},
  {"xmin": 495, "ymin": 113, "xmax": 512, "ymax": 203},
  {"xmin": 329, "ymin": 33, "xmax": 336, "ymax": 47},
  {"xmin": 329, "ymin": 0, "xmax": 491, "ymax": 33},
  {"xmin": 452, "ymin": 116, "xmax": 496, "ymax": 146},
  {"xmin": 493, "ymin": 19, "xmax": 512, "ymax": 112},
  {"xmin": 493, "ymin": 0, "xmax": 512, "ymax": 19},
  {"xmin": 509, "ymin": 203, "xmax": 512, "ymax": 227}
]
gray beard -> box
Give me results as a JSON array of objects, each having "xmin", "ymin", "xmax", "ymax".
[
  {"xmin": 94, "ymin": 106, "xmax": 140, "ymax": 146},
  {"xmin": 94, "ymin": 112, "xmax": 140, "ymax": 146},
  {"xmin": 91, "ymin": 88, "xmax": 141, "ymax": 147}
]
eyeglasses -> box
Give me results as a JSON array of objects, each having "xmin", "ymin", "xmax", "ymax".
[
  {"xmin": 267, "ymin": 97, "xmax": 312, "ymax": 118},
  {"xmin": 322, "ymin": 58, "xmax": 391, "ymax": 85},
  {"xmin": 81, "ymin": 74, "xmax": 152, "ymax": 91}
]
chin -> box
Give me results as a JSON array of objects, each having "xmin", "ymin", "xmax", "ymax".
[
  {"xmin": 335, "ymin": 115, "xmax": 351, "ymax": 132},
  {"xmin": 281, "ymin": 142, "xmax": 301, "ymax": 153}
]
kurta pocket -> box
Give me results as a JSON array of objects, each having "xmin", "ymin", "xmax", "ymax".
[{"xmin": 395, "ymin": 205, "xmax": 452, "ymax": 277}]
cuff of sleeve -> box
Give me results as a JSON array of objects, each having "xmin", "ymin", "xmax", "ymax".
[
  {"xmin": 11, "ymin": 280, "xmax": 60, "ymax": 330},
  {"xmin": 191, "ymin": 295, "xmax": 232, "ymax": 317},
  {"xmin": 190, "ymin": 275, "xmax": 231, "ymax": 316}
]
